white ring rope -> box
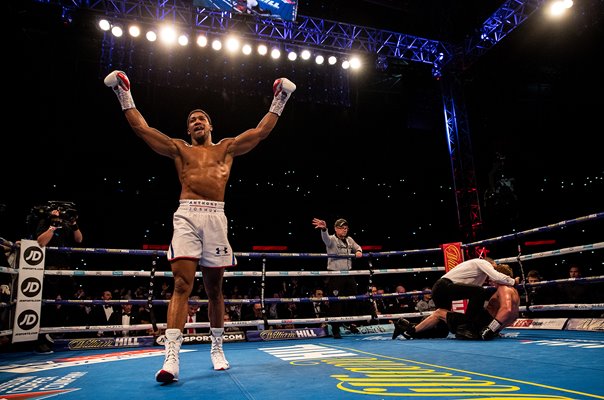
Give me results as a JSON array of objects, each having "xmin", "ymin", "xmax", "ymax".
[
  {"xmin": 1, "ymin": 213, "xmax": 602, "ymax": 338},
  {"xmin": 465, "ymin": 211, "xmax": 604, "ymax": 248},
  {"xmin": 40, "ymin": 266, "xmax": 446, "ymax": 278}
]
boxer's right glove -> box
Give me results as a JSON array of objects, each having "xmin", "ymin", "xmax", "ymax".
[
  {"xmin": 269, "ymin": 78, "xmax": 296, "ymax": 116},
  {"xmin": 104, "ymin": 70, "xmax": 136, "ymax": 111}
]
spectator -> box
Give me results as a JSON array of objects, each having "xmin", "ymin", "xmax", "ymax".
[
  {"xmin": 560, "ymin": 264, "xmax": 594, "ymax": 316},
  {"xmin": 299, "ymin": 288, "xmax": 329, "ymax": 331},
  {"xmin": 108, "ymin": 302, "xmax": 144, "ymax": 337},
  {"xmin": 415, "ymin": 287, "xmax": 436, "ymax": 313},
  {"xmin": 223, "ymin": 312, "xmax": 238, "ymax": 333},
  {"xmin": 387, "ymin": 284, "xmax": 414, "ymax": 314},
  {"xmin": 184, "ymin": 296, "xmax": 206, "ymax": 334},
  {"xmin": 91, "ymin": 290, "xmax": 116, "ymax": 336}
]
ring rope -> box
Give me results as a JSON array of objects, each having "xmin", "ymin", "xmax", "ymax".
[
  {"xmin": 36, "ymin": 241, "xmax": 604, "ymax": 278},
  {"xmin": 40, "ymin": 266, "xmax": 447, "ymax": 278},
  {"xmin": 496, "ymin": 242, "xmax": 604, "ymax": 264},
  {"xmin": 2, "ymin": 213, "xmax": 602, "ymax": 341},
  {"xmin": 44, "ymin": 247, "xmax": 443, "ymax": 258},
  {"xmin": 465, "ymin": 211, "xmax": 604, "ymax": 248},
  {"xmin": 1, "ymin": 300, "xmax": 600, "ymax": 338},
  {"xmin": 34, "ymin": 277, "xmax": 604, "ymax": 309}
]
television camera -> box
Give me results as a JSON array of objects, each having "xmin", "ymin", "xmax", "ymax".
[{"xmin": 28, "ymin": 201, "xmax": 79, "ymax": 225}]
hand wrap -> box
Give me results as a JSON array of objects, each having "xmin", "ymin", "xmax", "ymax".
[
  {"xmin": 104, "ymin": 70, "xmax": 136, "ymax": 111},
  {"xmin": 480, "ymin": 319, "xmax": 502, "ymax": 340},
  {"xmin": 269, "ymin": 78, "xmax": 296, "ymax": 116}
]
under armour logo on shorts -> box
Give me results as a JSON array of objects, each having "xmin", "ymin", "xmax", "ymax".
[{"xmin": 215, "ymin": 247, "xmax": 228, "ymax": 255}]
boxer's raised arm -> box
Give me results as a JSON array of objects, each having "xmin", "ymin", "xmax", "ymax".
[{"xmin": 105, "ymin": 70, "xmax": 179, "ymax": 158}]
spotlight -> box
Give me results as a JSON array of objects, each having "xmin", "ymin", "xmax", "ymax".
[
  {"xmin": 301, "ymin": 50, "xmax": 311, "ymax": 60},
  {"xmin": 129, "ymin": 25, "xmax": 141, "ymax": 38},
  {"xmin": 99, "ymin": 19, "xmax": 111, "ymax": 31},
  {"xmin": 111, "ymin": 25, "xmax": 123, "ymax": 37},
  {"xmin": 196, "ymin": 35, "xmax": 208, "ymax": 47},
  {"xmin": 146, "ymin": 30, "xmax": 157, "ymax": 42},
  {"xmin": 242, "ymin": 44, "xmax": 252, "ymax": 55},
  {"xmin": 159, "ymin": 26, "xmax": 177, "ymax": 45},
  {"xmin": 178, "ymin": 35, "xmax": 189, "ymax": 46},
  {"xmin": 212, "ymin": 39, "xmax": 222, "ymax": 50},
  {"xmin": 328, "ymin": 56, "xmax": 337, "ymax": 65},
  {"xmin": 270, "ymin": 48, "xmax": 281, "ymax": 59},
  {"xmin": 349, "ymin": 57, "xmax": 361, "ymax": 69},
  {"xmin": 315, "ymin": 55, "xmax": 324, "ymax": 65},
  {"xmin": 226, "ymin": 37, "xmax": 240, "ymax": 53},
  {"xmin": 258, "ymin": 44, "xmax": 268, "ymax": 55},
  {"xmin": 287, "ymin": 51, "xmax": 297, "ymax": 61}
]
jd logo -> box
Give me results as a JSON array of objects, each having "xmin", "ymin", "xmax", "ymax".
[
  {"xmin": 21, "ymin": 278, "xmax": 42, "ymax": 297},
  {"xmin": 17, "ymin": 310, "xmax": 39, "ymax": 330},
  {"xmin": 24, "ymin": 246, "xmax": 44, "ymax": 265}
]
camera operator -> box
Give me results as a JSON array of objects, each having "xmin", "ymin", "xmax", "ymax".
[
  {"xmin": 32, "ymin": 202, "xmax": 83, "ymax": 353},
  {"xmin": 36, "ymin": 207, "xmax": 82, "ymax": 248},
  {"xmin": 34, "ymin": 203, "xmax": 83, "ymax": 293}
]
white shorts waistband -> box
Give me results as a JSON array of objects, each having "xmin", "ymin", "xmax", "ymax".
[{"xmin": 179, "ymin": 200, "xmax": 224, "ymax": 212}]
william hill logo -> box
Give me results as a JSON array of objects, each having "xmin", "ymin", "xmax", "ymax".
[{"xmin": 260, "ymin": 329, "xmax": 318, "ymax": 340}]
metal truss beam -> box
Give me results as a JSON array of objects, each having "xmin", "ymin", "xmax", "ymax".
[
  {"xmin": 46, "ymin": 0, "xmax": 455, "ymax": 66},
  {"xmin": 458, "ymin": 0, "xmax": 545, "ymax": 70},
  {"xmin": 441, "ymin": 76, "xmax": 483, "ymax": 241}
]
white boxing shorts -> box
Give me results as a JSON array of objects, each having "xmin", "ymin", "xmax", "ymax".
[{"xmin": 167, "ymin": 200, "xmax": 237, "ymax": 268}]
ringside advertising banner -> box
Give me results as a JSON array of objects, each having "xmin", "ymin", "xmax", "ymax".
[
  {"xmin": 12, "ymin": 240, "xmax": 45, "ymax": 343},
  {"xmin": 53, "ymin": 336, "xmax": 156, "ymax": 351},
  {"xmin": 156, "ymin": 331, "xmax": 247, "ymax": 346},
  {"xmin": 509, "ymin": 318, "xmax": 568, "ymax": 330},
  {"xmin": 441, "ymin": 242, "xmax": 466, "ymax": 313},
  {"xmin": 246, "ymin": 327, "xmax": 327, "ymax": 342}
]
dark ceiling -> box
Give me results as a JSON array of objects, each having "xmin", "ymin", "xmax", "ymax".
[{"xmin": 298, "ymin": 0, "xmax": 505, "ymax": 43}]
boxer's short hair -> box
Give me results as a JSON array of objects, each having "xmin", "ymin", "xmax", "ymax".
[{"xmin": 187, "ymin": 109, "xmax": 212, "ymax": 127}]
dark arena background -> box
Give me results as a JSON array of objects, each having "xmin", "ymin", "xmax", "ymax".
[
  {"xmin": 1, "ymin": 1, "xmax": 603, "ymax": 398},
  {"xmin": 3, "ymin": 0, "xmax": 602, "ymax": 255}
]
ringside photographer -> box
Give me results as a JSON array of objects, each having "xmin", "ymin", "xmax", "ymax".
[
  {"xmin": 30, "ymin": 201, "xmax": 84, "ymax": 353},
  {"xmin": 34, "ymin": 201, "xmax": 82, "ymax": 248}
]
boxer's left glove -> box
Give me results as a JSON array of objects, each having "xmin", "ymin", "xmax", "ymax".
[
  {"xmin": 269, "ymin": 78, "xmax": 296, "ymax": 116},
  {"xmin": 480, "ymin": 319, "xmax": 502, "ymax": 340},
  {"xmin": 104, "ymin": 70, "xmax": 136, "ymax": 111}
]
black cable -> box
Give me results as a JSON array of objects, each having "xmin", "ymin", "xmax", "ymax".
[
  {"xmin": 516, "ymin": 241, "xmax": 530, "ymax": 308},
  {"xmin": 261, "ymin": 257, "xmax": 269, "ymax": 330},
  {"xmin": 367, "ymin": 257, "xmax": 377, "ymax": 321},
  {"xmin": 147, "ymin": 254, "xmax": 159, "ymax": 334}
]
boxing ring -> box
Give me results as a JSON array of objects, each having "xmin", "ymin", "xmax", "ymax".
[{"xmin": 1, "ymin": 213, "xmax": 603, "ymax": 399}]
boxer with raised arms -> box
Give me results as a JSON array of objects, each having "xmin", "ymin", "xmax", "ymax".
[{"xmin": 105, "ymin": 70, "xmax": 296, "ymax": 383}]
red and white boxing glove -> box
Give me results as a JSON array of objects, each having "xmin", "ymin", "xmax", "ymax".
[
  {"xmin": 104, "ymin": 70, "xmax": 136, "ymax": 111},
  {"xmin": 269, "ymin": 78, "xmax": 296, "ymax": 116}
]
